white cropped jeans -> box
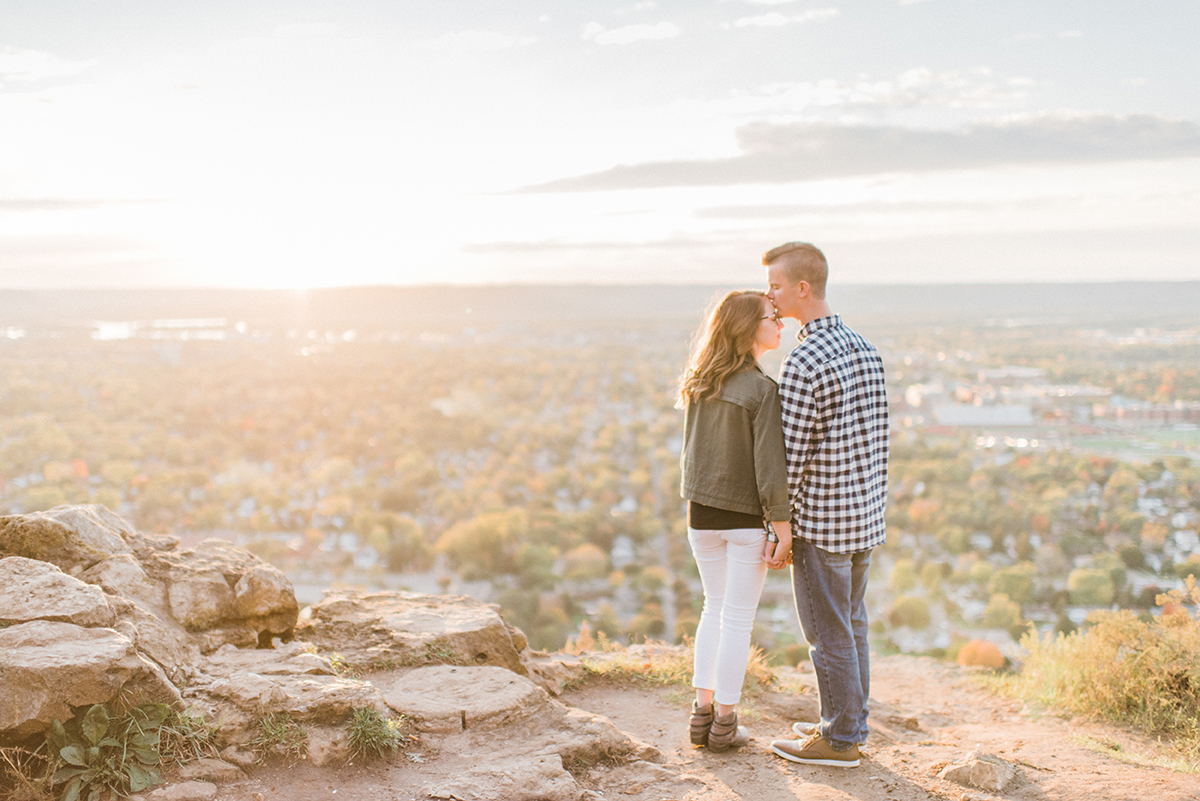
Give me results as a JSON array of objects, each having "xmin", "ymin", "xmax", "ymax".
[{"xmin": 688, "ymin": 527, "xmax": 768, "ymax": 706}]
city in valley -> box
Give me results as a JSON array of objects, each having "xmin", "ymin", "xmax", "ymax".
[{"xmin": 2, "ymin": 283, "xmax": 1199, "ymax": 663}]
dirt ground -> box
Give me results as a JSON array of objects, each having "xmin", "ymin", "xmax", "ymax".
[{"xmin": 188, "ymin": 654, "xmax": 1200, "ymax": 801}]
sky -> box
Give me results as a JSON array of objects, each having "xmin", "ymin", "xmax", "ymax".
[{"xmin": 1, "ymin": 0, "xmax": 1198, "ymax": 289}]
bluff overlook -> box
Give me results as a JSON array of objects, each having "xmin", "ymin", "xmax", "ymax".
[{"xmin": 1, "ymin": 505, "xmax": 1196, "ymax": 801}]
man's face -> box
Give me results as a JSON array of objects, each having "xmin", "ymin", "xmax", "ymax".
[{"xmin": 766, "ymin": 262, "xmax": 804, "ymax": 320}]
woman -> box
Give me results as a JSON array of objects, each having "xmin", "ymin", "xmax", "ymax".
[{"xmin": 678, "ymin": 290, "xmax": 792, "ymax": 752}]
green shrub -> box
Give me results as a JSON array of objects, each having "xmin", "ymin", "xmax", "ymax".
[
  {"xmin": 888, "ymin": 596, "xmax": 931, "ymax": 629},
  {"xmin": 1067, "ymin": 567, "xmax": 1114, "ymax": 606},
  {"xmin": 982, "ymin": 592, "xmax": 1023, "ymax": 631}
]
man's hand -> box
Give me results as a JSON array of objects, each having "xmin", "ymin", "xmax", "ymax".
[{"xmin": 764, "ymin": 521, "xmax": 793, "ymax": 569}]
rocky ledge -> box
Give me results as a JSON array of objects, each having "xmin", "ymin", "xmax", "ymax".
[{"xmin": 0, "ymin": 505, "xmax": 653, "ymax": 800}]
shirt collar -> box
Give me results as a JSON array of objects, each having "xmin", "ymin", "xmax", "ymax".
[{"xmin": 798, "ymin": 314, "xmax": 841, "ymax": 341}]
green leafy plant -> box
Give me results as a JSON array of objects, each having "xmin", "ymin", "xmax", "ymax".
[
  {"xmin": 47, "ymin": 703, "xmax": 170, "ymax": 801},
  {"xmin": 346, "ymin": 707, "xmax": 414, "ymax": 762},
  {"xmin": 249, "ymin": 713, "xmax": 307, "ymax": 764}
]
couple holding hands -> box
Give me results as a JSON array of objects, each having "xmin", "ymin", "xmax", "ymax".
[{"xmin": 678, "ymin": 242, "xmax": 889, "ymax": 768}]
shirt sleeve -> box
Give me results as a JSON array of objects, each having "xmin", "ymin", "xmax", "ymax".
[
  {"xmin": 752, "ymin": 383, "xmax": 791, "ymax": 522},
  {"xmin": 778, "ymin": 354, "xmax": 817, "ymax": 513}
]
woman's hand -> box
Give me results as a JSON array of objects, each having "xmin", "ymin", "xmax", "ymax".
[{"xmin": 764, "ymin": 521, "xmax": 793, "ymax": 569}]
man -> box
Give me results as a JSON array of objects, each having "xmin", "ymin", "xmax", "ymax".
[{"xmin": 764, "ymin": 242, "xmax": 889, "ymax": 768}]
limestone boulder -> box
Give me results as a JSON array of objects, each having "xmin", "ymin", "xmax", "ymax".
[
  {"xmin": 140, "ymin": 539, "xmax": 299, "ymax": 649},
  {"xmin": 167, "ymin": 568, "xmax": 237, "ymax": 632},
  {"xmin": 0, "ymin": 505, "xmax": 134, "ymax": 573},
  {"xmin": 0, "ymin": 556, "xmax": 115, "ymax": 628},
  {"xmin": 0, "ymin": 620, "xmax": 181, "ymax": 739},
  {"xmin": 296, "ymin": 590, "xmax": 527, "ymax": 674}
]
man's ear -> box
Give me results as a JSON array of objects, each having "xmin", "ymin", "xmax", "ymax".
[{"xmin": 796, "ymin": 280, "xmax": 811, "ymax": 298}]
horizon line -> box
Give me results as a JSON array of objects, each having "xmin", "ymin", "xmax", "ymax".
[{"xmin": 4, "ymin": 277, "xmax": 1200, "ymax": 293}]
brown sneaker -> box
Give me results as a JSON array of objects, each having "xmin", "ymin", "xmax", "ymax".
[
  {"xmin": 689, "ymin": 702, "xmax": 714, "ymax": 746},
  {"xmin": 707, "ymin": 711, "xmax": 750, "ymax": 753},
  {"xmin": 771, "ymin": 734, "xmax": 860, "ymax": 767}
]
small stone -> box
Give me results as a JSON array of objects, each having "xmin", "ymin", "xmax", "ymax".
[{"xmin": 938, "ymin": 749, "xmax": 1017, "ymax": 793}]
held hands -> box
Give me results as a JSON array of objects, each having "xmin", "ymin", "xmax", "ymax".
[{"xmin": 763, "ymin": 521, "xmax": 793, "ymax": 569}]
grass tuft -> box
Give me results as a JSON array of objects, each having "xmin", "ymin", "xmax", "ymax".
[
  {"xmin": 346, "ymin": 707, "xmax": 417, "ymax": 763},
  {"xmin": 250, "ymin": 712, "xmax": 308, "ymax": 764},
  {"xmin": 158, "ymin": 710, "xmax": 220, "ymax": 765}
]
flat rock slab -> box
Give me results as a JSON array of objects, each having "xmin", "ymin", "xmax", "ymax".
[
  {"xmin": 192, "ymin": 670, "xmax": 387, "ymax": 739},
  {"xmin": 382, "ymin": 665, "xmax": 549, "ymax": 733},
  {"xmin": 424, "ymin": 753, "xmax": 582, "ymax": 801}
]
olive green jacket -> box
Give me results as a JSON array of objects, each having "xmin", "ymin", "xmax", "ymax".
[{"xmin": 680, "ymin": 365, "xmax": 791, "ymax": 522}]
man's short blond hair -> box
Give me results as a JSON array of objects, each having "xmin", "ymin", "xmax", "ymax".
[{"xmin": 762, "ymin": 242, "xmax": 828, "ymax": 299}]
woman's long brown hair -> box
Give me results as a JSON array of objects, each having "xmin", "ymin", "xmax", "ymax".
[{"xmin": 677, "ymin": 290, "xmax": 769, "ymax": 407}]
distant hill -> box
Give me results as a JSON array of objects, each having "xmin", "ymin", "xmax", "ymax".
[{"xmin": 2, "ymin": 282, "xmax": 1198, "ymax": 329}]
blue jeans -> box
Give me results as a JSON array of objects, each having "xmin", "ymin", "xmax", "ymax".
[{"xmin": 791, "ymin": 538, "xmax": 872, "ymax": 751}]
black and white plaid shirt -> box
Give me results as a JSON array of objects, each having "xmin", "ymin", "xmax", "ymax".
[{"xmin": 778, "ymin": 315, "xmax": 889, "ymax": 553}]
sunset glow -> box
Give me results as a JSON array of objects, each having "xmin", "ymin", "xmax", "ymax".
[{"xmin": 2, "ymin": 1, "xmax": 1198, "ymax": 288}]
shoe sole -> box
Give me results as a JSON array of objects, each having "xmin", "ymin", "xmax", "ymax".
[{"xmin": 771, "ymin": 744, "xmax": 859, "ymax": 768}]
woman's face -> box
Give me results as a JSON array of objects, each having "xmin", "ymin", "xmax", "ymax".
[{"xmin": 755, "ymin": 298, "xmax": 784, "ymax": 354}]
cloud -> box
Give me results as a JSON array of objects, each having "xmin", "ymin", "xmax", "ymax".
[
  {"xmin": 421, "ymin": 30, "xmax": 538, "ymax": 51},
  {"xmin": 734, "ymin": 8, "xmax": 839, "ymax": 26},
  {"xmin": 0, "ymin": 48, "xmax": 95, "ymax": 83},
  {"xmin": 898, "ymin": 0, "xmax": 934, "ymax": 5},
  {"xmin": 513, "ymin": 114, "xmax": 1200, "ymax": 192},
  {"xmin": 583, "ymin": 21, "xmax": 681, "ymax": 44}
]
